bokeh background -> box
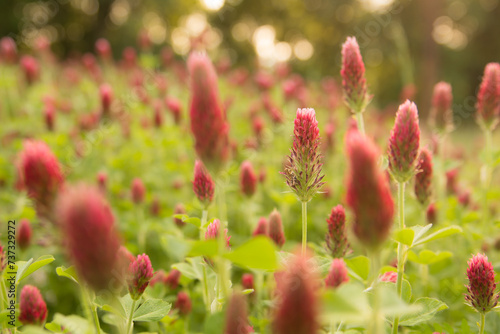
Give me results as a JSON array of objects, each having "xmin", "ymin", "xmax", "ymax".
[{"xmin": 2, "ymin": 0, "xmax": 500, "ymax": 119}]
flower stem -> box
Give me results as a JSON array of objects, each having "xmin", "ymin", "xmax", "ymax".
[
  {"xmin": 356, "ymin": 112, "xmax": 365, "ymax": 135},
  {"xmin": 301, "ymin": 201, "xmax": 308, "ymax": 255},
  {"xmin": 479, "ymin": 313, "xmax": 485, "ymax": 334},
  {"xmin": 482, "ymin": 129, "xmax": 493, "ymax": 234},
  {"xmin": 82, "ymin": 288, "xmax": 101, "ymax": 334},
  {"xmin": 200, "ymin": 209, "xmax": 208, "ymax": 240},
  {"xmin": 367, "ymin": 251, "xmax": 382, "ymax": 334},
  {"xmin": 202, "ymin": 264, "xmax": 210, "ymax": 313},
  {"xmin": 392, "ymin": 181, "xmax": 406, "ymax": 334},
  {"xmin": 126, "ymin": 299, "xmax": 137, "ymax": 334}
]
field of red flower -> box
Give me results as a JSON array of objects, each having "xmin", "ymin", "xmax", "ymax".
[{"xmin": 0, "ymin": 30, "xmax": 500, "ymax": 334}]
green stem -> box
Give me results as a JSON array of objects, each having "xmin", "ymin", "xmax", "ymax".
[
  {"xmin": 200, "ymin": 209, "xmax": 208, "ymax": 240},
  {"xmin": 482, "ymin": 129, "xmax": 493, "ymax": 233},
  {"xmin": 302, "ymin": 201, "xmax": 308, "ymax": 255},
  {"xmin": 127, "ymin": 299, "xmax": 137, "ymax": 334},
  {"xmin": 136, "ymin": 206, "xmax": 146, "ymax": 252},
  {"xmin": 91, "ymin": 302, "xmax": 101, "ymax": 334},
  {"xmin": 392, "ymin": 182, "xmax": 406, "ymax": 334},
  {"xmin": 256, "ymin": 271, "xmax": 265, "ymax": 333},
  {"xmin": 356, "ymin": 112, "xmax": 365, "ymax": 135},
  {"xmin": 368, "ymin": 251, "xmax": 382, "ymax": 334},
  {"xmin": 479, "ymin": 313, "xmax": 485, "ymax": 334},
  {"xmin": 81, "ymin": 288, "xmax": 101, "ymax": 334},
  {"xmin": 202, "ymin": 265, "xmax": 210, "ymax": 313}
]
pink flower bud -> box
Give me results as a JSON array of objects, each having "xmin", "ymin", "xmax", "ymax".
[
  {"xmin": 242, "ymin": 273, "xmax": 254, "ymax": 290},
  {"xmin": 430, "ymin": 82, "xmax": 454, "ymax": 133},
  {"xmin": 150, "ymin": 197, "xmax": 161, "ymax": 216},
  {"xmin": 193, "ymin": 160, "xmax": 215, "ymax": 207},
  {"xmin": 57, "ymin": 184, "xmax": 122, "ymax": 291},
  {"xmin": 379, "ymin": 271, "xmax": 397, "ymax": 283},
  {"xmin": 281, "ymin": 108, "xmax": 325, "ymax": 202},
  {"xmin": 0, "ymin": 242, "xmax": 6, "ymax": 272},
  {"xmin": 388, "ymin": 100, "xmax": 420, "ymax": 183},
  {"xmin": 253, "ymin": 217, "xmax": 268, "ymax": 237},
  {"xmin": 44, "ymin": 103, "xmax": 55, "ymax": 131},
  {"xmin": 175, "ymin": 291, "xmax": 192, "ymax": 316},
  {"xmin": 131, "ymin": 178, "xmax": 146, "ymax": 204},
  {"xmin": 465, "ymin": 253, "xmax": 499, "ymax": 314},
  {"xmin": 325, "ymin": 259, "xmax": 349, "ymax": 288},
  {"xmin": 476, "ymin": 63, "xmax": 500, "ymax": 130},
  {"xmin": 100, "ymin": 83, "xmax": 113, "ymax": 117},
  {"xmin": 326, "ymin": 205, "xmax": 350, "ymax": 258},
  {"xmin": 1, "ymin": 37, "xmax": 17, "ymax": 63},
  {"xmin": 17, "ymin": 218, "xmax": 32, "ymax": 251},
  {"xmin": 95, "ymin": 38, "xmax": 111, "ymax": 60},
  {"xmin": 446, "ymin": 168, "xmax": 459, "ymax": 196},
  {"xmin": 341, "ymin": 37, "xmax": 370, "ymax": 113},
  {"xmin": 240, "ymin": 160, "xmax": 257, "ymax": 197},
  {"xmin": 414, "ymin": 148, "xmax": 433, "ymax": 205},
  {"xmin": 225, "ymin": 291, "xmax": 252, "ymax": 334},
  {"xmin": 166, "ymin": 269, "xmax": 181, "ymax": 290},
  {"xmin": 17, "ymin": 140, "xmax": 64, "ymax": 220},
  {"xmin": 19, "ymin": 285, "xmax": 47, "ymax": 325},
  {"xmin": 426, "ymin": 202, "xmax": 437, "ymax": 225},
  {"xmin": 188, "ymin": 52, "xmax": 230, "ymax": 169},
  {"xmin": 97, "ymin": 171, "xmax": 107, "ymax": 192},
  {"xmin": 20, "ymin": 55, "xmax": 40, "ymax": 85},
  {"xmin": 205, "ymin": 219, "xmax": 231, "ymax": 248},
  {"xmin": 346, "ymin": 130, "xmax": 394, "ymax": 249},
  {"xmin": 268, "ymin": 209, "xmax": 285, "ymax": 248},
  {"xmin": 273, "ymin": 253, "xmax": 319, "ymax": 334},
  {"xmin": 165, "ymin": 97, "xmax": 183, "ymax": 125},
  {"xmin": 173, "ymin": 203, "xmax": 186, "ymax": 227},
  {"xmin": 128, "ymin": 254, "xmax": 154, "ymax": 300}
]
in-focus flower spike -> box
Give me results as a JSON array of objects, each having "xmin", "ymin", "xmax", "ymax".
[
  {"xmin": 131, "ymin": 178, "xmax": 146, "ymax": 204},
  {"xmin": 325, "ymin": 259, "xmax": 349, "ymax": 288},
  {"xmin": 388, "ymin": 100, "xmax": 421, "ymax": 183},
  {"xmin": 18, "ymin": 218, "xmax": 32, "ymax": 251},
  {"xmin": 193, "ymin": 160, "xmax": 215, "ymax": 208},
  {"xmin": 224, "ymin": 291, "xmax": 252, "ymax": 334},
  {"xmin": 19, "ymin": 285, "xmax": 47, "ymax": 325},
  {"xmin": 268, "ymin": 209, "xmax": 285, "ymax": 248},
  {"xmin": 188, "ymin": 52, "xmax": 230, "ymax": 170},
  {"xmin": 57, "ymin": 184, "xmax": 122, "ymax": 291},
  {"xmin": 273, "ymin": 252, "xmax": 319, "ymax": 334},
  {"xmin": 175, "ymin": 291, "xmax": 192, "ymax": 316},
  {"xmin": 205, "ymin": 219, "xmax": 231, "ymax": 248},
  {"xmin": 128, "ymin": 253, "xmax": 154, "ymax": 300},
  {"xmin": 325, "ymin": 205, "xmax": 350, "ymax": 258},
  {"xmin": 430, "ymin": 82, "xmax": 454, "ymax": 133},
  {"xmin": 341, "ymin": 37, "xmax": 371, "ymax": 115},
  {"xmin": 281, "ymin": 108, "xmax": 325, "ymax": 202},
  {"xmin": 240, "ymin": 160, "xmax": 257, "ymax": 197},
  {"xmin": 345, "ymin": 130, "xmax": 394, "ymax": 249},
  {"xmin": 252, "ymin": 217, "xmax": 268, "ymax": 237},
  {"xmin": 476, "ymin": 63, "xmax": 500, "ymax": 131},
  {"xmin": 414, "ymin": 148, "xmax": 433, "ymax": 205},
  {"xmin": 17, "ymin": 140, "xmax": 64, "ymax": 221},
  {"xmin": 465, "ymin": 253, "xmax": 499, "ymax": 314}
]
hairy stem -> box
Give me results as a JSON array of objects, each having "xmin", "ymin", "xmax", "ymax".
[
  {"xmin": 302, "ymin": 201, "xmax": 308, "ymax": 255},
  {"xmin": 392, "ymin": 182, "xmax": 406, "ymax": 334},
  {"xmin": 479, "ymin": 312, "xmax": 485, "ymax": 334},
  {"xmin": 356, "ymin": 112, "xmax": 365, "ymax": 135},
  {"xmin": 126, "ymin": 299, "xmax": 137, "ymax": 334}
]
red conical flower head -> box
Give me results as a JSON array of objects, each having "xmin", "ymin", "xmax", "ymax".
[
  {"xmin": 175, "ymin": 291, "xmax": 192, "ymax": 316},
  {"xmin": 252, "ymin": 217, "xmax": 268, "ymax": 237},
  {"xmin": 19, "ymin": 285, "xmax": 47, "ymax": 325},
  {"xmin": 476, "ymin": 63, "xmax": 500, "ymax": 130},
  {"xmin": 225, "ymin": 291, "xmax": 252, "ymax": 334},
  {"xmin": 268, "ymin": 209, "xmax": 285, "ymax": 248},
  {"xmin": 131, "ymin": 178, "xmax": 146, "ymax": 204},
  {"xmin": 465, "ymin": 253, "xmax": 499, "ymax": 314},
  {"xmin": 128, "ymin": 253, "xmax": 154, "ymax": 300},
  {"xmin": 240, "ymin": 160, "xmax": 257, "ymax": 197},
  {"xmin": 17, "ymin": 218, "xmax": 32, "ymax": 251},
  {"xmin": 325, "ymin": 259, "xmax": 349, "ymax": 288},
  {"xmin": 341, "ymin": 37, "xmax": 370, "ymax": 113},
  {"xmin": 430, "ymin": 82, "xmax": 454, "ymax": 133},
  {"xmin": 325, "ymin": 205, "xmax": 350, "ymax": 258}
]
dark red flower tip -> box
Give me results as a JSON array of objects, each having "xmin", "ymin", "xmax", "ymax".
[
  {"xmin": 465, "ymin": 253, "xmax": 499, "ymax": 314},
  {"xmin": 273, "ymin": 253, "xmax": 319, "ymax": 334},
  {"xmin": 426, "ymin": 202, "xmax": 437, "ymax": 225},
  {"xmin": 225, "ymin": 291, "xmax": 252, "ymax": 334},
  {"xmin": 268, "ymin": 209, "xmax": 285, "ymax": 248},
  {"xmin": 17, "ymin": 218, "xmax": 32, "ymax": 251},
  {"xmin": 252, "ymin": 217, "xmax": 268, "ymax": 237},
  {"xmin": 17, "ymin": 140, "xmax": 64, "ymax": 220},
  {"xmin": 240, "ymin": 160, "xmax": 257, "ymax": 197},
  {"xmin": 128, "ymin": 253, "xmax": 154, "ymax": 300},
  {"xmin": 175, "ymin": 291, "xmax": 192, "ymax": 316},
  {"xmin": 131, "ymin": 178, "xmax": 146, "ymax": 204},
  {"xmin": 188, "ymin": 52, "xmax": 230, "ymax": 169},
  {"xmin": 341, "ymin": 36, "xmax": 370, "ymax": 113},
  {"xmin": 476, "ymin": 62, "xmax": 500, "ymax": 130},
  {"xmin": 388, "ymin": 100, "xmax": 420, "ymax": 183},
  {"xmin": 325, "ymin": 259, "xmax": 349, "ymax": 288},
  {"xmin": 326, "ymin": 205, "xmax": 350, "ymax": 258},
  {"xmin": 19, "ymin": 285, "xmax": 47, "ymax": 325},
  {"xmin": 57, "ymin": 184, "xmax": 122, "ymax": 291},
  {"xmin": 414, "ymin": 148, "xmax": 433, "ymax": 205},
  {"xmin": 193, "ymin": 160, "xmax": 215, "ymax": 207},
  {"xmin": 430, "ymin": 82, "xmax": 454, "ymax": 132},
  {"xmin": 345, "ymin": 130, "xmax": 394, "ymax": 249}
]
